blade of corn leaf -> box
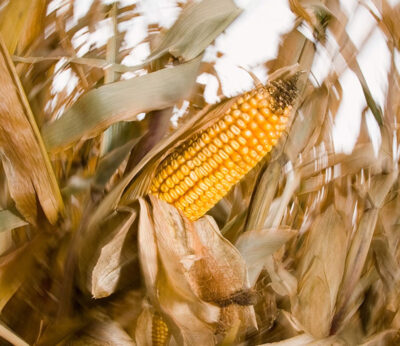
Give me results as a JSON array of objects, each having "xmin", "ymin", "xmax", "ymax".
[
  {"xmin": 0, "ymin": 0, "xmax": 46, "ymax": 55},
  {"xmin": 13, "ymin": 55, "xmax": 144, "ymax": 73},
  {"xmin": 42, "ymin": 56, "xmax": 202, "ymax": 152},
  {"xmin": 146, "ymin": 0, "xmax": 242, "ymax": 63},
  {"xmin": 0, "ymin": 210, "xmax": 27, "ymax": 233},
  {"xmin": 328, "ymin": 3, "xmax": 383, "ymax": 125},
  {"xmin": 0, "ymin": 37, "xmax": 63, "ymax": 225}
]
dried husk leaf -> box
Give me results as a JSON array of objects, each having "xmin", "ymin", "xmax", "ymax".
[
  {"xmin": 285, "ymin": 85, "xmax": 329, "ymax": 162},
  {"xmin": 89, "ymin": 209, "xmax": 137, "ymax": 298},
  {"xmin": 293, "ymin": 257, "xmax": 332, "ymax": 338},
  {"xmin": 42, "ymin": 57, "xmax": 202, "ymax": 152},
  {"xmin": 0, "ymin": 37, "xmax": 63, "ymax": 225},
  {"xmin": 246, "ymin": 161, "xmax": 281, "ymax": 231},
  {"xmin": 367, "ymin": 171, "xmax": 397, "ymax": 208},
  {"xmin": 134, "ymin": 306, "xmax": 154, "ymax": 346},
  {"xmin": 236, "ymin": 227, "xmax": 297, "ymax": 286},
  {"xmin": 297, "ymin": 205, "xmax": 347, "ymax": 310},
  {"xmin": 0, "ymin": 210, "xmax": 27, "ymax": 233},
  {"xmin": 138, "ymin": 196, "xmax": 256, "ymax": 344},
  {"xmin": 333, "ymin": 209, "xmax": 379, "ymax": 333},
  {"xmin": 265, "ymin": 256, "xmax": 298, "ymax": 297},
  {"xmin": 138, "ymin": 198, "xmax": 158, "ymax": 302},
  {"xmin": 372, "ymin": 236, "xmax": 400, "ymax": 310}
]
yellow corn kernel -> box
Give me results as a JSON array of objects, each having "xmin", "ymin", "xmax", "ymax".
[
  {"xmin": 150, "ymin": 74, "xmax": 298, "ymax": 221},
  {"xmin": 152, "ymin": 314, "xmax": 169, "ymax": 346}
]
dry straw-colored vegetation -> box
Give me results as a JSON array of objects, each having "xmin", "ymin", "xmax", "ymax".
[{"xmin": 0, "ymin": 0, "xmax": 399, "ymax": 345}]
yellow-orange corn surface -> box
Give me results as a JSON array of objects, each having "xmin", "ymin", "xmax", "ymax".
[
  {"xmin": 152, "ymin": 313, "xmax": 169, "ymax": 346},
  {"xmin": 150, "ymin": 74, "xmax": 298, "ymax": 221}
]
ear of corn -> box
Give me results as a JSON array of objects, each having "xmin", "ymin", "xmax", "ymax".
[
  {"xmin": 150, "ymin": 74, "xmax": 298, "ymax": 221},
  {"xmin": 152, "ymin": 313, "xmax": 169, "ymax": 346}
]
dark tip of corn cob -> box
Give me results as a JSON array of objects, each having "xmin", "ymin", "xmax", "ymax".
[
  {"xmin": 267, "ymin": 72, "xmax": 299, "ymax": 112},
  {"xmin": 150, "ymin": 74, "xmax": 298, "ymax": 221}
]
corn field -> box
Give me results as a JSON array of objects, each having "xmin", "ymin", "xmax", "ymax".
[{"xmin": 0, "ymin": 0, "xmax": 399, "ymax": 345}]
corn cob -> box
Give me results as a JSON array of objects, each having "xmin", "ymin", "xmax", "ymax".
[
  {"xmin": 152, "ymin": 313, "xmax": 169, "ymax": 346},
  {"xmin": 150, "ymin": 74, "xmax": 298, "ymax": 222}
]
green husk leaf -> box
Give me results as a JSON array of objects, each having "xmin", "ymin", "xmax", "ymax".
[
  {"xmin": 42, "ymin": 57, "xmax": 202, "ymax": 152},
  {"xmin": 147, "ymin": 0, "xmax": 242, "ymax": 62}
]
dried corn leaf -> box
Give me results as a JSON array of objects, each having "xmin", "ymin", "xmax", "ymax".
[
  {"xmin": 360, "ymin": 329, "xmax": 400, "ymax": 346},
  {"xmin": 89, "ymin": 209, "xmax": 137, "ymax": 298},
  {"xmin": 246, "ymin": 161, "xmax": 281, "ymax": 231},
  {"xmin": 94, "ymin": 138, "xmax": 140, "ymax": 189},
  {"xmin": 42, "ymin": 57, "xmax": 202, "ymax": 152},
  {"xmin": 236, "ymin": 227, "xmax": 296, "ymax": 286},
  {"xmin": 66, "ymin": 318, "xmax": 135, "ymax": 346},
  {"xmin": 0, "ymin": 210, "xmax": 27, "ymax": 233},
  {"xmin": 293, "ymin": 257, "xmax": 332, "ymax": 338},
  {"xmin": 0, "ymin": 0, "xmax": 46, "ymax": 55},
  {"xmin": 372, "ymin": 236, "xmax": 400, "ymax": 306},
  {"xmin": 285, "ymin": 86, "xmax": 329, "ymax": 162},
  {"xmin": 138, "ymin": 196, "xmax": 256, "ymax": 343},
  {"xmin": 0, "ymin": 237, "xmax": 44, "ymax": 312},
  {"xmin": 297, "ymin": 206, "xmax": 347, "ymax": 310},
  {"xmin": 139, "ymin": 197, "xmax": 219, "ymax": 345},
  {"xmin": 333, "ymin": 209, "xmax": 378, "ymax": 332},
  {"xmin": 0, "ymin": 320, "xmax": 29, "ymax": 346},
  {"xmin": 0, "ymin": 37, "xmax": 63, "ymax": 225},
  {"xmin": 367, "ymin": 171, "xmax": 397, "ymax": 208},
  {"xmin": 148, "ymin": 0, "xmax": 242, "ymax": 62},
  {"xmin": 259, "ymin": 333, "xmax": 314, "ymax": 345}
]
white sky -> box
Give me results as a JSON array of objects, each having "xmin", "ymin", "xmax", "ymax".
[{"xmin": 48, "ymin": 0, "xmax": 396, "ymax": 154}]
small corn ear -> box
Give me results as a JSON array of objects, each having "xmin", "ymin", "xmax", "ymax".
[{"xmin": 152, "ymin": 313, "xmax": 169, "ymax": 346}]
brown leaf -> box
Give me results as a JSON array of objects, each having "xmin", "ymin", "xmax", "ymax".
[{"xmin": 0, "ymin": 37, "xmax": 63, "ymax": 224}]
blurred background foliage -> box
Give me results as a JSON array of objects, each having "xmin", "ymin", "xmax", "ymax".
[{"xmin": 0, "ymin": 0, "xmax": 399, "ymax": 344}]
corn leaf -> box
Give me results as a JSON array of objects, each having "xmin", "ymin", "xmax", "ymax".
[
  {"xmin": 0, "ymin": 37, "xmax": 63, "ymax": 225},
  {"xmin": 42, "ymin": 57, "xmax": 202, "ymax": 152},
  {"xmin": 0, "ymin": 210, "xmax": 27, "ymax": 233},
  {"xmin": 148, "ymin": 0, "xmax": 242, "ymax": 62}
]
